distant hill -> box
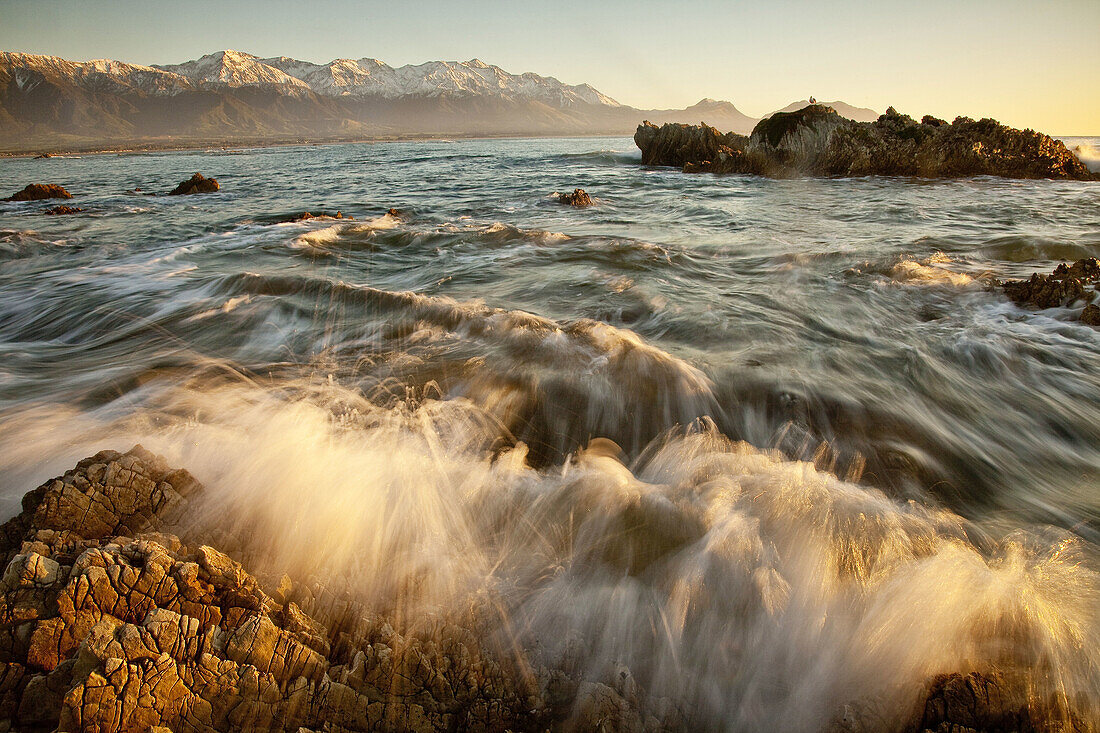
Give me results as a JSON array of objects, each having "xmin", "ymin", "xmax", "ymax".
[
  {"xmin": 0, "ymin": 50, "xmax": 760, "ymax": 151},
  {"xmin": 768, "ymin": 100, "xmax": 880, "ymax": 123},
  {"xmin": 642, "ymin": 98, "xmax": 758, "ymax": 135}
]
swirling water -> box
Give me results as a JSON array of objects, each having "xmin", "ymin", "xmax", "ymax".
[{"xmin": 0, "ymin": 137, "xmax": 1098, "ymax": 729}]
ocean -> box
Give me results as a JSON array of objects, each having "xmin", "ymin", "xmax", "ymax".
[{"xmin": 0, "ymin": 136, "xmax": 1097, "ymax": 729}]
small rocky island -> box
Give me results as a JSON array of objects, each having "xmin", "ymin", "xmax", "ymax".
[{"xmin": 635, "ymin": 105, "xmax": 1096, "ymax": 179}]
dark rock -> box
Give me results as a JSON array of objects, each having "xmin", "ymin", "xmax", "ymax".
[
  {"xmin": 167, "ymin": 172, "xmax": 219, "ymax": 196},
  {"xmin": 909, "ymin": 671, "xmax": 1088, "ymax": 733},
  {"xmin": 555, "ymin": 188, "xmax": 594, "ymax": 207},
  {"xmin": 1081, "ymin": 303, "xmax": 1100, "ymax": 326},
  {"xmin": 753, "ymin": 104, "xmax": 848, "ymax": 149},
  {"xmin": 33, "ymin": 153, "xmax": 51, "ymax": 159},
  {"xmin": 3, "ymin": 184, "xmax": 72, "ymax": 202},
  {"xmin": 1001, "ymin": 258, "xmax": 1100, "ymax": 309},
  {"xmin": 43, "ymin": 205, "xmax": 85, "ymax": 215},
  {"xmin": 635, "ymin": 106, "xmax": 1096, "ymax": 180},
  {"xmin": 634, "ymin": 120, "xmax": 747, "ymax": 168}
]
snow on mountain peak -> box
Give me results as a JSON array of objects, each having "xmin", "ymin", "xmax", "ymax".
[
  {"xmin": 157, "ymin": 50, "xmax": 312, "ymax": 91},
  {"xmin": 3, "ymin": 50, "xmax": 623, "ymax": 107}
]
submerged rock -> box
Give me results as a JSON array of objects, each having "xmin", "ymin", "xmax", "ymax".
[
  {"xmin": 288, "ymin": 211, "xmax": 352, "ymax": 222},
  {"xmin": 43, "ymin": 205, "xmax": 85, "ymax": 215},
  {"xmin": 1082, "ymin": 303, "xmax": 1100, "ymax": 326},
  {"xmin": 635, "ymin": 106, "xmax": 1096, "ymax": 180},
  {"xmin": 1001, "ymin": 258, "xmax": 1100, "ymax": 312},
  {"xmin": 167, "ymin": 172, "xmax": 219, "ymax": 195},
  {"xmin": 555, "ymin": 188, "xmax": 593, "ymax": 207},
  {"xmin": 3, "ymin": 184, "xmax": 73, "ymax": 201}
]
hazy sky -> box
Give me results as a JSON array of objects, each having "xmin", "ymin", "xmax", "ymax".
[{"xmin": 2, "ymin": 0, "xmax": 1097, "ymax": 133}]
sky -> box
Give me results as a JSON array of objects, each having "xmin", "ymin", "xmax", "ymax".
[{"xmin": 2, "ymin": 0, "xmax": 1098, "ymax": 133}]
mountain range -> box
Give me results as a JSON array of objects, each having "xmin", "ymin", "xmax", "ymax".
[{"xmin": 0, "ymin": 50, "xmax": 877, "ymax": 152}]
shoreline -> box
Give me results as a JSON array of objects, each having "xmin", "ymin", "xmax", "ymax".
[{"xmin": 0, "ymin": 130, "xmax": 633, "ymax": 159}]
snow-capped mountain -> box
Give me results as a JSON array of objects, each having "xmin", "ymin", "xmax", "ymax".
[
  {"xmin": 157, "ymin": 51, "xmax": 313, "ymax": 94},
  {"xmin": 156, "ymin": 50, "xmax": 621, "ymax": 108},
  {"xmin": 0, "ymin": 49, "xmax": 761, "ymax": 151}
]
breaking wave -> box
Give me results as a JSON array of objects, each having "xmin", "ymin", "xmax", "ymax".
[{"xmin": 0, "ymin": 375, "xmax": 1094, "ymax": 731}]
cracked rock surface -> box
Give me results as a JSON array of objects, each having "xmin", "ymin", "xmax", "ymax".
[{"xmin": 0, "ymin": 447, "xmax": 1090, "ymax": 732}]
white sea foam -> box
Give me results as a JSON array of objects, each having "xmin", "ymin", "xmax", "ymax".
[
  {"xmin": 889, "ymin": 253, "xmax": 976, "ymax": 288},
  {"xmin": 1072, "ymin": 142, "xmax": 1100, "ymax": 172}
]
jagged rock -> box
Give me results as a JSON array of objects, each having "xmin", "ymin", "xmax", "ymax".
[
  {"xmin": 635, "ymin": 120, "xmax": 747, "ymax": 168},
  {"xmin": 34, "ymin": 153, "xmax": 52, "ymax": 159},
  {"xmin": 1001, "ymin": 258, "xmax": 1100, "ymax": 311},
  {"xmin": 0, "ymin": 448, "xmax": 559, "ymax": 731},
  {"xmin": 167, "ymin": 172, "xmax": 219, "ymax": 196},
  {"xmin": 3, "ymin": 184, "xmax": 73, "ymax": 201},
  {"xmin": 0, "ymin": 446, "xmax": 199, "ymax": 564},
  {"xmin": 635, "ymin": 106, "xmax": 1096, "ymax": 180},
  {"xmin": 555, "ymin": 188, "xmax": 593, "ymax": 207},
  {"xmin": 43, "ymin": 205, "xmax": 85, "ymax": 215}
]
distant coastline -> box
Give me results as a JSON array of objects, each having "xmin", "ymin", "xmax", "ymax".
[{"xmin": 0, "ymin": 131, "xmax": 639, "ymax": 159}]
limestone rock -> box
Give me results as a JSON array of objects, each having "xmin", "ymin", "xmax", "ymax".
[
  {"xmin": 167, "ymin": 173, "xmax": 219, "ymax": 196},
  {"xmin": 3, "ymin": 184, "xmax": 73, "ymax": 201},
  {"xmin": 0, "ymin": 445, "xmax": 199, "ymax": 562}
]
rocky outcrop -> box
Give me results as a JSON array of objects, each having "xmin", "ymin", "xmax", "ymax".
[
  {"xmin": 0, "ymin": 447, "xmax": 1091, "ymax": 732},
  {"xmin": 0, "ymin": 447, "xmax": 661, "ymax": 732},
  {"xmin": 554, "ymin": 188, "xmax": 593, "ymax": 207},
  {"xmin": 167, "ymin": 173, "xmax": 219, "ymax": 196},
  {"xmin": 635, "ymin": 106, "xmax": 1096, "ymax": 180},
  {"xmin": 1001, "ymin": 258, "xmax": 1100, "ymax": 325},
  {"xmin": 43, "ymin": 205, "xmax": 85, "ymax": 215},
  {"xmin": 635, "ymin": 121, "xmax": 747, "ymax": 168},
  {"xmin": 3, "ymin": 184, "xmax": 73, "ymax": 201}
]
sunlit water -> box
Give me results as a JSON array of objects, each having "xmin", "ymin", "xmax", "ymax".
[{"xmin": 0, "ymin": 137, "xmax": 1097, "ymax": 730}]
